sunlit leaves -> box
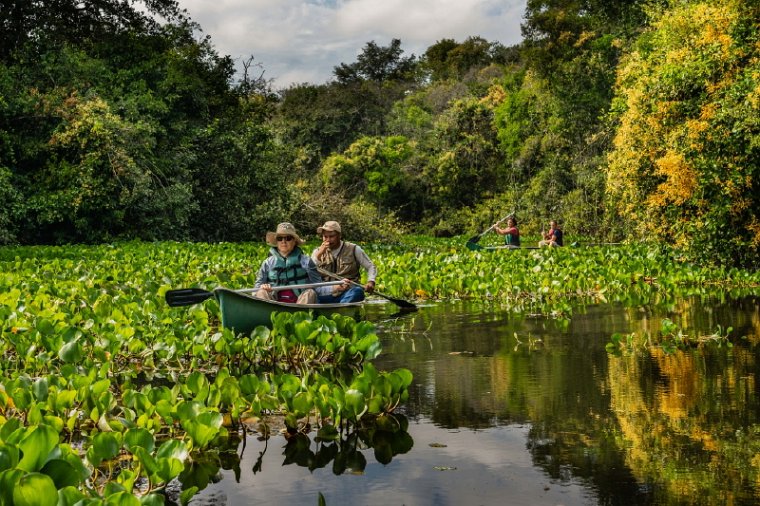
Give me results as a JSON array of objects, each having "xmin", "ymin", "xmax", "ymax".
[
  {"xmin": 607, "ymin": 0, "xmax": 760, "ymax": 267},
  {"xmin": 12, "ymin": 472, "xmax": 58, "ymax": 506},
  {"xmin": 17, "ymin": 425, "xmax": 58, "ymax": 472}
]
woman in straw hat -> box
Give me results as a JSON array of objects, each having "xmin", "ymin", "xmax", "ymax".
[{"xmin": 253, "ymin": 222, "xmax": 332, "ymax": 304}]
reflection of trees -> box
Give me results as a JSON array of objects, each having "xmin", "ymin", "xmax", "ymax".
[
  {"xmin": 377, "ymin": 297, "xmax": 760, "ymax": 503},
  {"xmin": 608, "ymin": 297, "xmax": 760, "ymax": 504}
]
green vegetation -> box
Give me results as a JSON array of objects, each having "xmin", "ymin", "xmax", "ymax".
[
  {"xmin": 0, "ymin": 237, "xmax": 759, "ymax": 501},
  {"xmin": 0, "ymin": 242, "xmax": 414, "ymax": 503},
  {"xmin": 606, "ymin": 318, "xmax": 735, "ymax": 355},
  {"xmin": 1, "ymin": 0, "xmax": 758, "ymax": 268}
]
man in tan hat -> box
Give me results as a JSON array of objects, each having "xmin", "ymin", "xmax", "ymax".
[
  {"xmin": 253, "ymin": 222, "xmax": 332, "ymax": 304},
  {"xmin": 312, "ymin": 220, "xmax": 377, "ymax": 303}
]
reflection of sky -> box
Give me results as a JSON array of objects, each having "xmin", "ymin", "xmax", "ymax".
[
  {"xmin": 194, "ymin": 421, "xmax": 595, "ymax": 505},
  {"xmin": 174, "ymin": 0, "xmax": 526, "ymax": 89}
]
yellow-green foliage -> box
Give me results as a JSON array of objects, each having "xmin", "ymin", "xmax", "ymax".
[{"xmin": 607, "ymin": 0, "xmax": 760, "ymax": 267}]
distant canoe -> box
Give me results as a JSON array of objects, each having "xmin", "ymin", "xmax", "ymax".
[
  {"xmin": 213, "ymin": 287, "xmax": 364, "ymax": 334},
  {"xmin": 466, "ymin": 242, "xmax": 539, "ymax": 251},
  {"xmin": 466, "ymin": 240, "xmax": 621, "ymax": 251}
]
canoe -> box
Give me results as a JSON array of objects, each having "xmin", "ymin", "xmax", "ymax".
[
  {"xmin": 466, "ymin": 242, "xmax": 539, "ymax": 251},
  {"xmin": 213, "ymin": 287, "xmax": 364, "ymax": 334}
]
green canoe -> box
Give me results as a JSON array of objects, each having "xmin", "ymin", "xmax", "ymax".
[
  {"xmin": 466, "ymin": 242, "xmax": 539, "ymax": 251},
  {"xmin": 213, "ymin": 287, "xmax": 364, "ymax": 334}
]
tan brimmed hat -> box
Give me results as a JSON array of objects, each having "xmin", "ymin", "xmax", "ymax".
[
  {"xmin": 317, "ymin": 220, "xmax": 342, "ymax": 235},
  {"xmin": 265, "ymin": 222, "xmax": 305, "ymax": 247}
]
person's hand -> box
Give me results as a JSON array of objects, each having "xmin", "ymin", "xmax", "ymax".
[
  {"xmin": 261, "ymin": 283, "xmax": 273, "ymax": 292},
  {"xmin": 365, "ymin": 280, "xmax": 375, "ymax": 293},
  {"xmin": 333, "ymin": 279, "xmax": 350, "ymax": 295},
  {"xmin": 317, "ymin": 239, "xmax": 331, "ymax": 258}
]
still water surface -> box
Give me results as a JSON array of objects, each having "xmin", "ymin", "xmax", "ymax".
[{"xmin": 192, "ymin": 295, "xmax": 760, "ymax": 505}]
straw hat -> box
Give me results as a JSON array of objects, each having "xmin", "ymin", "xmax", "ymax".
[{"xmin": 265, "ymin": 222, "xmax": 305, "ymax": 247}]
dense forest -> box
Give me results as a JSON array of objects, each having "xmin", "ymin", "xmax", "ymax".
[{"xmin": 1, "ymin": 0, "xmax": 758, "ymax": 267}]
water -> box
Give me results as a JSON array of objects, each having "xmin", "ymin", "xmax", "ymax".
[{"xmin": 190, "ymin": 295, "xmax": 760, "ymax": 505}]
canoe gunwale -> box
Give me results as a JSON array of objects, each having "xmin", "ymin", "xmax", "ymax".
[{"xmin": 212, "ymin": 287, "xmax": 363, "ymax": 309}]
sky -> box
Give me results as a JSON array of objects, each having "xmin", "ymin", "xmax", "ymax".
[{"xmin": 175, "ymin": 0, "xmax": 527, "ymax": 90}]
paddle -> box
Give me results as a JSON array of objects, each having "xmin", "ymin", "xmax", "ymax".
[
  {"xmin": 165, "ymin": 281, "xmax": 344, "ymax": 307},
  {"xmin": 466, "ymin": 212, "xmax": 513, "ymax": 245},
  {"xmin": 317, "ymin": 268, "xmax": 417, "ymax": 310}
]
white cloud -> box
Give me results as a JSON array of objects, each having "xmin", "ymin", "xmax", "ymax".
[{"xmin": 176, "ymin": 0, "xmax": 526, "ymax": 89}]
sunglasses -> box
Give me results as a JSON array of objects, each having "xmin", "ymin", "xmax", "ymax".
[{"xmin": 276, "ymin": 236, "xmax": 294, "ymax": 242}]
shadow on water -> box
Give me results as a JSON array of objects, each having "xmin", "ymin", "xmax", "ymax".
[{"xmin": 191, "ymin": 294, "xmax": 760, "ymax": 505}]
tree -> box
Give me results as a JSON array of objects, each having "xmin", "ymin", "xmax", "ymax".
[
  {"xmin": 607, "ymin": 0, "xmax": 760, "ymax": 267},
  {"xmin": 0, "ymin": 0, "xmax": 290, "ymax": 243},
  {"xmin": 333, "ymin": 39, "xmax": 417, "ymax": 84},
  {"xmin": 0, "ymin": 0, "xmax": 184, "ymax": 62},
  {"xmin": 318, "ymin": 135, "xmax": 420, "ymax": 217},
  {"xmin": 424, "ymin": 97, "xmax": 504, "ymax": 211},
  {"xmin": 423, "ymin": 36, "xmax": 508, "ymax": 82}
]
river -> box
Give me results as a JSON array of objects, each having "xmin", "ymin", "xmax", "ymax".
[{"xmin": 191, "ymin": 294, "xmax": 760, "ymax": 505}]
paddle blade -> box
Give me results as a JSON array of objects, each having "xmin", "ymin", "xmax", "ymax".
[
  {"xmin": 165, "ymin": 288, "xmax": 214, "ymax": 307},
  {"xmin": 383, "ymin": 295, "xmax": 417, "ymax": 310},
  {"xmin": 465, "ymin": 241, "xmax": 483, "ymax": 251},
  {"xmin": 466, "ymin": 234, "xmax": 482, "ymax": 244}
]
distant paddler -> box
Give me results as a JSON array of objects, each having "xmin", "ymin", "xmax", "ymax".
[{"xmin": 493, "ymin": 215, "xmax": 520, "ymax": 248}]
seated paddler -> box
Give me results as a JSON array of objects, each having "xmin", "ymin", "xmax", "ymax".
[
  {"xmin": 253, "ymin": 222, "xmax": 331, "ymax": 304},
  {"xmin": 312, "ymin": 220, "xmax": 377, "ymax": 303}
]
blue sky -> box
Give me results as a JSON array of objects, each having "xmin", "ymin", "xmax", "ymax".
[{"xmin": 176, "ymin": 0, "xmax": 527, "ymax": 89}]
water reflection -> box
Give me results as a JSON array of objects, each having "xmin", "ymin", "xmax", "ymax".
[
  {"xmin": 183, "ymin": 416, "xmax": 414, "ymax": 502},
  {"xmin": 193, "ymin": 294, "xmax": 760, "ymax": 505}
]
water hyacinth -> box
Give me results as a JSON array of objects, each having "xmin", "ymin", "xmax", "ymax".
[{"xmin": 2, "ymin": 239, "xmax": 760, "ymax": 501}]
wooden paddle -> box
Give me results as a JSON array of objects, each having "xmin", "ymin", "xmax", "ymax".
[
  {"xmin": 466, "ymin": 212, "xmax": 513, "ymax": 245},
  {"xmin": 165, "ymin": 281, "xmax": 344, "ymax": 307},
  {"xmin": 317, "ymin": 268, "xmax": 417, "ymax": 310}
]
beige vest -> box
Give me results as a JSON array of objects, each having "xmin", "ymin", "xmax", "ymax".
[{"xmin": 316, "ymin": 241, "xmax": 360, "ymax": 282}]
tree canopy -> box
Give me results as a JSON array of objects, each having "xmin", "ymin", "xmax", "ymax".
[{"xmin": 1, "ymin": 0, "xmax": 758, "ymax": 267}]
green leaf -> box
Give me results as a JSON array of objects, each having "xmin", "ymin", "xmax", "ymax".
[
  {"xmin": 186, "ymin": 372, "xmax": 210, "ymax": 401},
  {"xmin": 0, "ymin": 468, "xmax": 24, "ymax": 505},
  {"xmin": 345, "ymin": 389, "xmax": 366, "ymax": 418},
  {"xmin": 18, "ymin": 425, "xmax": 59, "ymax": 472},
  {"xmin": 36, "ymin": 319, "xmax": 55, "ymax": 336},
  {"xmin": 140, "ymin": 493, "xmax": 167, "ymax": 506},
  {"xmin": 291, "ymin": 392, "xmax": 312, "ymax": 417},
  {"xmin": 239, "ymin": 375, "xmax": 261, "ymax": 396},
  {"xmin": 32, "ymin": 378, "xmax": 49, "ymax": 402},
  {"xmin": 175, "ymin": 400, "xmax": 204, "ymax": 420},
  {"xmin": 12, "ymin": 472, "xmax": 58, "ymax": 506},
  {"xmin": 58, "ymin": 340, "xmax": 84, "ymax": 363},
  {"xmin": 133, "ymin": 447, "xmax": 158, "ymax": 475},
  {"xmin": 156, "ymin": 439, "xmax": 188, "ymax": 462},
  {"xmin": 104, "ymin": 491, "xmax": 141, "ymax": 506},
  {"xmin": 124, "ymin": 428, "xmax": 155, "ymax": 453},
  {"xmin": 87, "ymin": 432, "xmax": 120, "ymax": 467},
  {"xmin": 40, "ymin": 458, "xmax": 81, "ymax": 488},
  {"xmin": 0, "ymin": 443, "xmax": 20, "ymax": 472},
  {"xmin": 155, "ymin": 456, "xmax": 185, "ymax": 483},
  {"xmin": 56, "ymin": 486, "xmax": 87, "ymax": 506},
  {"xmin": 183, "ymin": 412, "xmax": 223, "ymax": 449}
]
